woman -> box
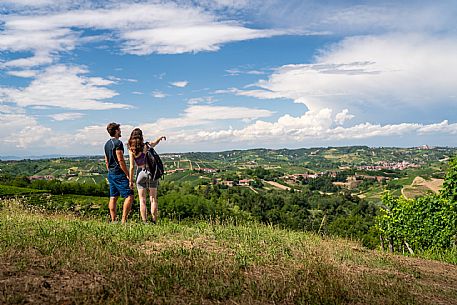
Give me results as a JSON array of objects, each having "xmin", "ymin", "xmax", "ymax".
[{"xmin": 128, "ymin": 128, "xmax": 166, "ymax": 223}]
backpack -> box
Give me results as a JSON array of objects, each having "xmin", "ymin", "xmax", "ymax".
[{"xmin": 144, "ymin": 144, "xmax": 165, "ymax": 180}]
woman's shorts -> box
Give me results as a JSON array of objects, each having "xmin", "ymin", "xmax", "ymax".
[{"xmin": 136, "ymin": 168, "xmax": 159, "ymax": 189}]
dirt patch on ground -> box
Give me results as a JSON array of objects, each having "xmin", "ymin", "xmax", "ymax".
[
  {"xmin": 411, "ymin": 176, "xmax": 444, "ymax": 193},
  {"xmin": 402, "ymin": 176, "xmax": 444, "ymax": 199},
  {"xmin": 263, "ymin": 180, "xmax": 292, "ymax": 191}
]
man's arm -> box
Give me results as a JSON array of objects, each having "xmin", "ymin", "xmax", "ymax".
[
  {"xmin": 104, "ymin": 154, "xmax": 109, "ymax": 170},
  {"xmin": 116, "ymin": 149, "xmax": 130, "ymax": 179},
  {"xmin": 148, "ymin": 136, "xmax": 166, "ymax": 148}
]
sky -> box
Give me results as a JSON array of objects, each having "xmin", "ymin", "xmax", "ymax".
[{"xmin": 1, "ymin": 0, "xmax": 457, "ymax": 157}]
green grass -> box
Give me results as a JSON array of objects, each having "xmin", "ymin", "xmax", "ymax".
[{"xmin": 1, "ymin": 201, "xmax": 456, "ymax": 304}]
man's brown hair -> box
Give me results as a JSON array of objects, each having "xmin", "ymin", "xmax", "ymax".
[{"xmin": 107, "ymin": 122, "xmax": 120, "ymax": 137}]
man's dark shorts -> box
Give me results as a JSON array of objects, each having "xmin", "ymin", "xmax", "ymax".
[{"xmin": 108, "ymin": 172, "xmax": 134, "ymax": 198}]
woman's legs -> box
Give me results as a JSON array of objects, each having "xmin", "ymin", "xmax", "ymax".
[
  {"xmin": 138, "ymin": 188, "xmax": 148, "ymax": 222},
  {"xmin": 149, "ymin": 187, "xmax": 158, "ymax": 223}
]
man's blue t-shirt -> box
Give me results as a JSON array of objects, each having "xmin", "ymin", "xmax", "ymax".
[{"xmin": 104, "ymin": 138, "xmax": 125, "ymax": 175}]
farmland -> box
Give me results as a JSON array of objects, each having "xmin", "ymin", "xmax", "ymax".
[{"xmin": 1, "ymin": 146, "xmax": 455, "ymax": 205}]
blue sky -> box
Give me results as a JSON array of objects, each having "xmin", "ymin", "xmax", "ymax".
[{"xmin": 0, "ymin": 0, "xmax": 456, "ymax": 156}]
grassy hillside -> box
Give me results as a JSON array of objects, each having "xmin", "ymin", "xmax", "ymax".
[{"xmin": 1, "ymin": 201, "xmax": 456, "ymax": 304}]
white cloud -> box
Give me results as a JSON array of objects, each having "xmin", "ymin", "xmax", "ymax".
[
  {"xmin": 74, "ymin": 123, "xmax": 135, "ymax": 147},
  {"xmin": 0, "ymin": 65, "xmax": 132, "ymax": 110},
  {"xmin": 187, "ymin": 96, "xmax": 216, "ymax": 105},
  {"xmin": 152, "ymin": 90, "xmax": 167, "ymax": 98},
  {"xmin": 0, "ymin": 27, "xmax": 77, "ymax": 68},
  {"xmin": 2, "ymin": 53, "xmax": 55, "ymax": 69},
  {"xmin": 185, "ymin": 105, "xmax": 273, "ymax": 121},
  {"xmin": 315, "ymin": 2, "xmax": 457, "ymax": 35},
  {"xmin": 138, "ymin": 104, "xmax": 274, "ymax": 136},
  {"xmin": 2, "ymin": 107, "xmax": 457, "ymax": 154},
  {"xmin": 418, "ymin": 120, "xmax": 457, "ymax": 135},
  {"xmin": 232, "ymin": 33, "xmax": 457, "ymax": 113},
  {"xmin": 170, "ymin": 81, "xmax": 189, "ymax": 88},
  {"xmin": 214, "ymin": 1, "xmax": 457, "ymax": 36},
  {"xmin": 121, "ymin": 23, "xmax": 285, "ymax": 55},
  {"xmin": 49, "ymin": 112, "xmax": 85, "ymax": 121},
  {"xmin": 226, "ymin": 68, "xmax": 266, "ymax": 76},
  {"xmin": 161, "ymin": 109, "xmax": 457, "ymax": 146},
  {"xmin": 132, "ymin": 91, "xmax": 144, "ymax": 95},
  {"xmin": 1, "ymin": 0, "xmax": 59, "ymax": 6},
  {"xmin": 0, "ymin": 114, "xmax": 51, "ymax": 149},
  {"xmin": 6, "ymin": 69, "xmax": 38, "ymax": 78},
  {"xmin": 334, "ymin": 109, "xmax": 354, "ymax": 125},
  {"xmin": 0, "ymin": 105, "xmax": 25, "ymax": 114},
  {"xmin": 0, "ymin": 2, "xmax": 290, "ymax": 69}
]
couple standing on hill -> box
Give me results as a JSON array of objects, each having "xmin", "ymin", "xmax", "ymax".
[{"xmin": 104, "ymin": 122, "xmax": 166, "ymax": 224}]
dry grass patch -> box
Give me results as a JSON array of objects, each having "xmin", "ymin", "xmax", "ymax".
[
  {"xmin": 140, "ymin": 236, "xmax": 233, "ymax": 256},
  {"xmin": 0, "ymin": 251, "xmax": 105, "ymax": 304}
]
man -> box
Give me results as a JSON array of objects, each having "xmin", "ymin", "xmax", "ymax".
[{"xmin": 104, "ymin": 122, "xmax": 133, "ymax": 224}]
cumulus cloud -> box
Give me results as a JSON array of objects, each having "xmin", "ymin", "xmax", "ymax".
[
  {"xmin": 0, "ymin": 114, "xmax": 51, "ymax": 149},
  {"xmin": 334, "ymin": 109, "xmax": 354, "ymax": 125},
  {"xmin": 418, "ymin": 120, "xmax": 457, "ymax": 135},
  {"xmin": 3, "ymin": 107, "xmax": 457, "ymax": 154},
  {"xmin": 165, "ymin": 110, "xmax": 457, "ymax": 146},
  {"xmin": 0, "ymin": 65, "xmax": 131, "ymax": 110}
]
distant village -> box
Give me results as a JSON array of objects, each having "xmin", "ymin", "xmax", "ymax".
[{"xmin": 163, "ymin": 159, "xmax": 420, "ymax": 191}]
